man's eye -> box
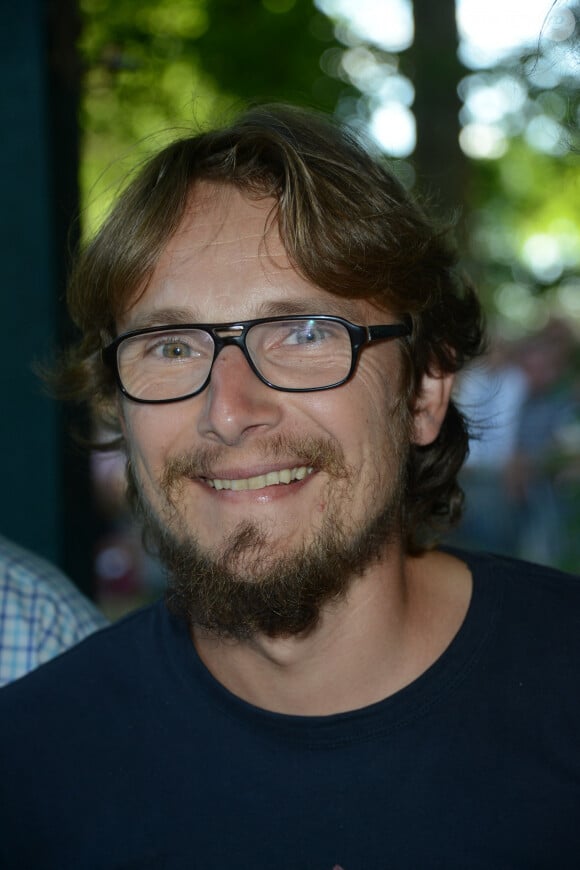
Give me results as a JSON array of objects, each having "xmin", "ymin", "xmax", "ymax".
[
  {"xmin": 147, "ymin": 338, "xmax": 196, "ymax": 359},
  {"xmin": 286, "ymin": 325, "xmax": 329, "ymax": 345},
  {"xmin": 161, "ymin": 342, "xmax": 192, "ymax": 358}
]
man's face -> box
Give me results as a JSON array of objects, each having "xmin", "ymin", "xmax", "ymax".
[{"xmin": 118, "ymin": 183, "xmax": 410, "ymax": 637}]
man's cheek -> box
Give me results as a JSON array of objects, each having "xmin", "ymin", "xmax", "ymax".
[{"xmin": 128, "ymin": 447, "xmax": 165, "ymax": 510}]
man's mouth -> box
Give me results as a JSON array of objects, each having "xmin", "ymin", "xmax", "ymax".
[{"xmin": 205, "ymin": 466, "xmax": 314, "ymax": 492}]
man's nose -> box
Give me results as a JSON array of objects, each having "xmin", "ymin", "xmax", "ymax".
[{"xmin": 196, "ymin": 346, "xmax": 283, "ymax": 446}]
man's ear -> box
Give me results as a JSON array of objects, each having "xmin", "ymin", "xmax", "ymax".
[{"xmin": 411, "ymin": 370, "xmax": 455, "ymax": 446}]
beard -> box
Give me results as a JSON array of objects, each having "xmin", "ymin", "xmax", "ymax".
[{"xmin": 127, "ymin": 429, "xmax": 408, "ymax": 641}]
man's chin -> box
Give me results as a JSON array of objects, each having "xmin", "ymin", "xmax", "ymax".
[
  {"xmin": 151, "ymin": 501, "xmax": 399, "ymax": 641},
  {"xmin": 175, "ymin": 524, "xmax": 317, "ymax": 579}
]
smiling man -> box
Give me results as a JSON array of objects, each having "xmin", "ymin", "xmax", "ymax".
[
  {"xmin": 116, "ymin": 182, "xmax": 423, "ymax": 651},
  {"xmin": 1, "ymin": 105, "xmax": 579, "ymax": 869}
]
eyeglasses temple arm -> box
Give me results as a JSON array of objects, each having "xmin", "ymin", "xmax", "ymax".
[{"xmin": 367, "ymin": 322, "xmax": 411, "ymax": 341}]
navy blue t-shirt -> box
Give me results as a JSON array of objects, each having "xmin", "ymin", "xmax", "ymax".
[{"xmin": 1, "ymin": 550, "xmax": 579, "ymax": 869}]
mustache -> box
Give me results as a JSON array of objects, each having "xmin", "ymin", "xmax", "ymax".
[{"xmin": 161, "ymin": 433, "xmax": 349, "ymax": 493}]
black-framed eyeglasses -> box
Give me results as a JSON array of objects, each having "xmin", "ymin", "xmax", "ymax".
[{"xmin": 102, "ymin": 315, "xmax": 411, "ymax": 404}]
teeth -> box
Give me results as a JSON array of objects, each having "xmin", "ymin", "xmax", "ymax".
[{"xmin": 207, "ymin": 466, "xmax": 313, "ymax": 491}]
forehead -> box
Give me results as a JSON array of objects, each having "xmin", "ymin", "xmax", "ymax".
[
  {"xmin": 121, "ymin": 182, "xmax": 365, "ymax": 329},
  {"xmin": 156, "ymin": 183, "xmax": 284, "ymax": 286}
]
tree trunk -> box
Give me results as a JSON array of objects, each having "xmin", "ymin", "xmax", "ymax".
[{"xmin": 407, "ymin": 0, "xmax": 468, "ymax": 230}]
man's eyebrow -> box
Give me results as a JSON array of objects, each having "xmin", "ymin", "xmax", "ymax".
[
  {"xmin": 254, "ymin": 298, "xmax": 361, "ymax": 319},
  {"xmin": 124, "ymin": 298, "xmax": 362, "ymax": 330},
  {"xmin": 125, "ymin": 307, "xmax": 200, "ymax": 330}
]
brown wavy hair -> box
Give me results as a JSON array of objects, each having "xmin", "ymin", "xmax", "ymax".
[{"xmin": 58, "ymin": 103, "xmax": 485, "ymax": 553}]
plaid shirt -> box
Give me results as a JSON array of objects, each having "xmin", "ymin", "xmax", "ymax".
[{"xmin": 0, "ymin": 534, "xmax": 107, "ymax": 686}]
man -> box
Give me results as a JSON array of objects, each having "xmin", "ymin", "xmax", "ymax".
[
  {"xmin": 0, "ymin": 532, "xmax": 106, "ymax": 686},
  {"xmin": 1, "ymin": 105, "xmax": 578, "ymax": 869}
]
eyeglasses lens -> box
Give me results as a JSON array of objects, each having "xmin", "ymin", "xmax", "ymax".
[{"xmin": 117, "ymin": 319, "xmax": 353, "ymax": 401}]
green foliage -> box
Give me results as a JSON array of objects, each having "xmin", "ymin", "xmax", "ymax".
[
  {"xmin": 79, "ymin": 0, "xmax": 580, "ymax": 334},
  {"xmin": 78, "ymin": 0, "xmax": 344, "ymax": 235},
  {"xmin": 466, "ymin": 138, "xmax": 580, "ymax": 331},
  {"xmin": 194, "ymin": 0, "xmax": 343, "ymax": 106}
]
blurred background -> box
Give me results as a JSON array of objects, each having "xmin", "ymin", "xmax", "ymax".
[{"xmin": 2, "ymin": 0, "xmax": 579, "ymax": 618}]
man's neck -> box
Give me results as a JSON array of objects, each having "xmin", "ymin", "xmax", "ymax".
[{"xmin": 191, "ymin": 549, "xmax": 472, "ymax": 716}]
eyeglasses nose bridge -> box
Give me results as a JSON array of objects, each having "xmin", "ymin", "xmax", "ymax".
[{"xmin": 209, "ymin": 325, "xmax": 250, "ymax": 369}]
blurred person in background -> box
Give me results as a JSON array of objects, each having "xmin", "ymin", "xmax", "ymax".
[
  {"xmin": 506, "ymin": 318, "xmax": 580, "ymax": 566},
  {"xmin": 0, "ymin": 532, "xmax": 107, "ymax": 686},
  {"xmin": 453, "ymin": 337, "xmax": 528, "ymax": 555}
]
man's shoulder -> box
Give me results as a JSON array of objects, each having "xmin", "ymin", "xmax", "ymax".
[
  {"xmin": 0, "ymin": 598, "xmax": 199, "ymax": 838},
  {"xmin": 459, "ymin": 548, "xmax": 580, "ymax": 642},
  {"xmin": 0, "ymin": 598, "xmax": 169, "ymax": 709},
  {"xmin": 455, "ymin": 547, "xmax": 579, "ymax": 590},
  {"xmin": 473, "ymin": 549, "xmax": 578, "ymax": 589}
]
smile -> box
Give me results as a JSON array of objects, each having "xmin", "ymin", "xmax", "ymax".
[{"xmin": 205, "ymin": 466, "xmax": 314, "ymax": 491}]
